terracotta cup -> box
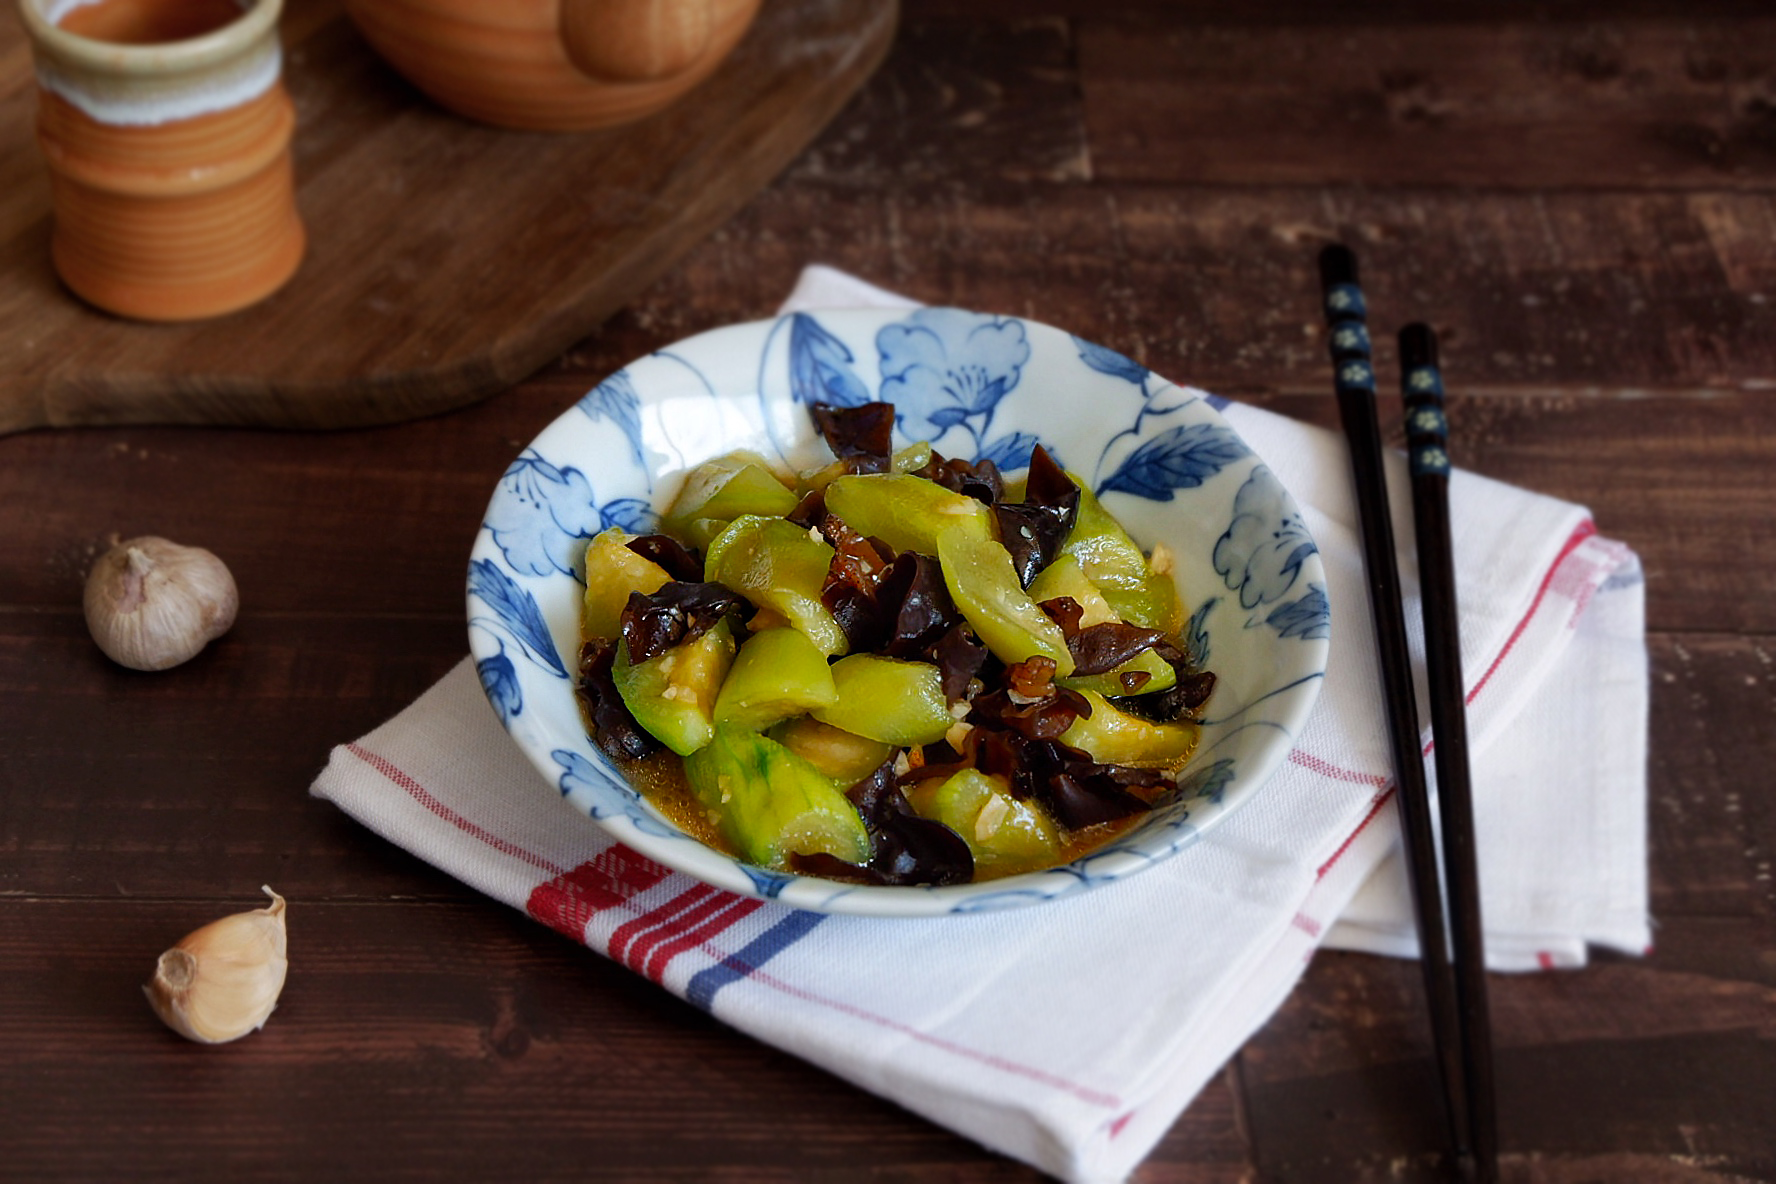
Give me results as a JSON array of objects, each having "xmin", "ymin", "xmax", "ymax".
[
  {"xmin": 345, "ymin": 0, "xmax": 763, "ymax": 132},
  {"xmin": 20, "ymin": 0, "xmax": 306, "ymax": 321}
]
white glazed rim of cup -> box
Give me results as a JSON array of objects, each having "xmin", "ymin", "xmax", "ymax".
[{"xmin": 20, "ymin": 0, "xmax": 283, "ymax": 79}]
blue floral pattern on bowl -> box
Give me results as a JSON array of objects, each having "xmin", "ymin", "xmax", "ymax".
[{"xmin": 468, "ymin": 309, "xmax": 1329, "ymax": 917}]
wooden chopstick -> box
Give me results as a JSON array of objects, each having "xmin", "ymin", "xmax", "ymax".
[
  {"xmin": 1316, "ymin": 245, "xmax": 1474, "ymax": 1173},
  {"xmin": 1398, "ymin": 321, "xmax": 1500, "ymax": 1184}
]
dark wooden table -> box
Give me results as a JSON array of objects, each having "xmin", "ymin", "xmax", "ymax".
[{"xmin": 3, "ymin": 1, "xmax": 1772, "ymax": 1180}]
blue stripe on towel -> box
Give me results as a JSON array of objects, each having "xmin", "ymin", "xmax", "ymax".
[{"xmin": 686, "ymin": 910, "xmax": 826, "ymax": 1011}]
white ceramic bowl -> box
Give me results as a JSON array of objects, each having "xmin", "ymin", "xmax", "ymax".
[{"xmin": 468, "ymin": 308, "xmax": 1329, "ymax": 916}]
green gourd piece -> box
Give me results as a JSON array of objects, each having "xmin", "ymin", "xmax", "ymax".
[
  {"xmin": 823, "ymin": 473, "xmax": 993, "ymax": 557},
  {"xmin": 683, "ymin": 725, "xmax": 872, "ymax": 869},
  {"xmin": 1059, "ymin": 476, "xmax": 1184, "ymax": 633},
  {"xmin": 679, "ymin": 518, "xmax": 733, "ymax": 552},
  {"xmin": 581, "ymin": 528, "xmax": 672, "ymax": 641},
  {"xmin": 713, "ymin": 627, "xmax": 838, "ymax": 732},
  {"xmin": 610, "ymin": 619, "xmax": 736, "ymax": 756},
  {"xmin": 704, "ymin": 515, "xmax": 848, "ymax": 656},
  {"xmin": 797, "ymin": 442, "xmax": 935, "ymax": 496},
  {"xmin": 906, "ymin": 768, "xmax": 1059, "ymax": 874},
  {"xmin": 1059, "ymin": 688, "xmax": 1198, "ymax": 767},
  {"xmin": 1061, "ymin": 650, "xmax": 1177, "ymax": 699},
  {"xmin": 1027, "ymin": 553, "xmax": 1176, "ymax": 696},
  {"xmin": 892, "ymin": 441, "xmax": 935, "ymax": 474},
  {"xmin": 1026, "ymin": 553, "xmax": 1117, "ymax": 626},
  {"xmin": 662, "ymin": 452, "xmax": 799, "ymax": 543},
  {"xmin": 768, "ymin": 717, "xmax": 894, "ymax": 786},
  {"xmin": 811, "ymin": 653, "xmax": 954, "ymax": 746},
  {"xmin": 936, "ymin": 525, "xmax": 1074, "ymax": 677}
]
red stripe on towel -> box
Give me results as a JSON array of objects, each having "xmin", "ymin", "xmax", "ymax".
[
  {"xmin": 610, "ymin": 884, "xmax": 722, "ymax": 965},
  {"xmin": 639, "ymin": 897, "xmax": 764, "ymax": 983},
  {"xmin": 345, "ymin": 741, "xmax": 678, "ymax": 942},
  {"xmin": 1290, "ymin": 750, "xmax": 1389, "ymax": 788},
  {"xmin": 1315, "ymin": 788, "xmax": 1395, "ymax": 880},
  {"xmin": 606, "ymin": 884, "xmax": 765, "ymax": 983},
  {"xmin": 1306, "ymin": 520, "xmax": 1613, "ymax": 884},
  {"xmin": 1465, "ymin": 520, "xmax": 1596, "ymax": 704},
  {"xmin": 527, "ymin": 848, "xmax": 674, "ymax": 942},
  {"xmin": 346, "ymin": 742, "xmax": 564, "ymax": 875}
]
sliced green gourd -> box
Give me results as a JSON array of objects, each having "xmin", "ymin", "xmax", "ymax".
[
  {"xmin": 683, "ymin": 725, "xmax": 872, "ymax": 869},
  {"xmin": 936, "ymin": 525, "xmax": 1074, "ymax": 677},
  {"xmin": 1061, "ymin": 650, "xmax": 1177, "ymax": 699},
  {"xmin": 797, "ymin": 442, "xmax": 935, "ymax": 496},
  {"xmin": 662, "ymin": 452, "xmax": 798, "ymax": 546},
  {"xmin": 906, "ymin": 768, "xmax": 1059, "ymax": 875},
  {"xmin": 1026, "ymin": 553, "xmax": 1118, "ymax": 627},
  {"xmin": 713, "ymin": 627, "xmax": 838, "ymax": 732},
  {"xmin": 811, "ymin": 653, "xmax": 953, "ymax": 746},
  {"xmin": 704, "ymin": 514, "xmax": 848, "ymax": 656},
  {"xmin": 1027, "ymin": 553, "xmax": 1176, "ymax": 696},
  {"xmin": 823, "ymin": 473, "xmax": 993, "ymax": 556},
  {"xmin": 1059, "ymin": 688, "xmax": 1198, "ymax": 767},
  {"xmin": 610, "ymin": 619, "xmax": 736, "ymax": 756},
  {"xmin": 677, "ymin": 518, "xmax": 731, "ymax": 551},
  {"xmin": 582, "ymin": 528, "xmax": 673, "ymax": 641},
  {"xmin": 768, "ymin": 717, "xmax": 894, "ymax": 786},
  {"xmin": 892, "ymin": 441, "xmax": 935, "ymax": 474},
  {"xmin": 1060, "ymin": 476, "xmax": 1183, "ymax": 633}
]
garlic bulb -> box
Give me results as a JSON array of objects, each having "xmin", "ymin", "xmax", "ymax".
[
  {"xmin": 84, "ymin": 535, "xmax": 238, "ymax": 671},
  {"xmin": 145, "ymin": 886, "xmax": 288, "ymax": 1044}
]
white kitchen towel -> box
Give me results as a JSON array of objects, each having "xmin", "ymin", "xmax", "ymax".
[{"xmin": 312, "ymin": 265, "xmax": 1648, "ymax": 1183}]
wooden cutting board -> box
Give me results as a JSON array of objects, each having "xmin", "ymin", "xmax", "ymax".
[{"xmin": 0, "ymin": 0, "xmax": 896, "ymax": 436}]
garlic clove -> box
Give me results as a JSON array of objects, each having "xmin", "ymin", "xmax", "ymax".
[
  {"xmin": 145, "ymin": 886, "xmax": 288, "ymax": 1044},
  {"xmin": 84, "ymin": 535, "xmax": 238, "ymax": 671}
]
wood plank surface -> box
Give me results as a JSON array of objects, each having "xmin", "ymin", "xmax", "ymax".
[
  {"xmin": 1080, "ymin": 17, "xmax": 1776, "ymax": 191},
  {"xmin": 1, "ymin": 1, "xmax": 1771, "ymax": 1181},
  {"xmin": 904, "ymin": 0, "xmax": 1776, "ymax": 19},
  {"xmin": 1, "ymin": 632, "xmax": 1767, "ymax": 1180},
  {"xmin": 0, "ymin": 0, "xmax": 896, "ymax": 435},
  {"xmin": 680, "ymin": 186, "xmax": 1776, "ymax": 394}
]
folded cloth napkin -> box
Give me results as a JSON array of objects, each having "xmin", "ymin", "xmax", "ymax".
[{"xmin": 311, "ymin": 266, "xmax": 1649, "ymax": 1183}]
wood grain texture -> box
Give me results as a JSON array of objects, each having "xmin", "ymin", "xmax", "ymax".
[
  {"xmin": 0, "ymin": 613, "xmax": 469, "ymax": 899},
  {"xmin": 0, "ymin": 0, "xmax": 896, "ymax": 436},
  {"xmin": 1, "ymin": 1, "xmax": 1771, "ymax": 1180},
  {"xmin": 0, "ymin": 896, "xmax": 1034, "ymax": 1181},
  {"xmin": 521, "ymin": 178, "xmax": 1776, "ymax": 405},
  {"xmin": 0, "ymin": 633, "xmax": 1765, "ymax": 1181},
  {"xmin": 784, "ymin": 15, "xmax": 1090, "ymax": 188},
  {"xmin": 1080, "ymin": 17, "xmax": 1776, "ymax": 191},
  {"xmin": 1240, "ymin": 953, "xmax": 1775, "ymax": 1181},
  {"xmin": 905, "ymin": 0, "xmax": 1776, "ymax": 20}
]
